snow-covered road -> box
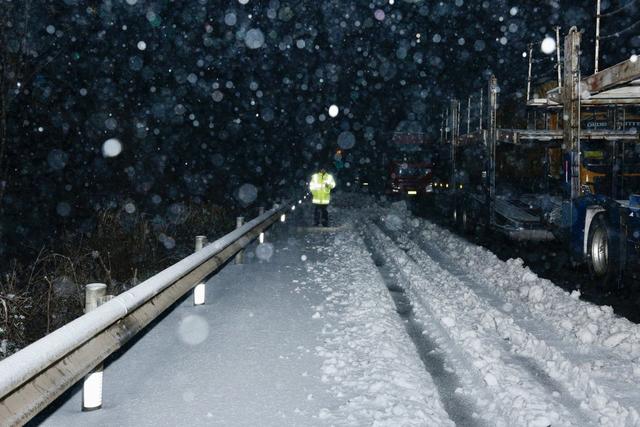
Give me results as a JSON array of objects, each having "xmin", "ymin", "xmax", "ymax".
[{"xmin": 34, "ymin": 194, "xmax": 640, "ymax": 426}]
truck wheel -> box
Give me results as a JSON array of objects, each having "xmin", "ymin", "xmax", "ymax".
[{"xmin": 587, "ymin": 215, "xmax": 618, "ymax": 291}]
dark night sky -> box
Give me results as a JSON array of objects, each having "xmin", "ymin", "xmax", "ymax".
[{"xmin": 1, "ymin": 0, "xmax": 638, "ymax": 249}]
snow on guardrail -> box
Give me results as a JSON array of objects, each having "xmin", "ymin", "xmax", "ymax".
[{"xmin": 0, "ymin": 203, "xmax": 290, "ymax": 424}]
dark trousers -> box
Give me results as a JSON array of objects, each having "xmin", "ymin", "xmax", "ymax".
[{"xmin": 314, "ymin": 204, "xmax": 329, "ymax": 226}]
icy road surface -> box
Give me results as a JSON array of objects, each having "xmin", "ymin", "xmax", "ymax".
[{"xmin": 36, "ymin": 194, "xmax": 640, "ymax": 426}]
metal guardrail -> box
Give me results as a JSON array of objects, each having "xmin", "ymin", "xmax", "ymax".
[{"xmin": 0, "ymin": 203, "xmax": 293, "ymax": 426}]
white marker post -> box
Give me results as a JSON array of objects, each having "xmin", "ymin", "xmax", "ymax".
[
  {"xmin": 235, "ymin": 217, "xmax": 244, "ymax": 264},
  {"xmin": 258, "ymin": 207, "xmax": 266, "ymax": 243},
  {"xmin": 194, "ymin": 236, "xmax": 206, "ymax": 305},
  {"xmin": 82, "ymin": 283, "xmax": 107, "ymax": 412}
]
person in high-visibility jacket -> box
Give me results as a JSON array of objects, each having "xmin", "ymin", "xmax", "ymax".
[{"xmin": 309, "ymin": 168, "xmax": 336, "ymax": 226}]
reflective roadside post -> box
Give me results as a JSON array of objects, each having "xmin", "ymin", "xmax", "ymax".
[
  {"xmin": 273, "ymin": 202, "xmax": 285, "ymax": 223},
  {"xmin": 194, "ymin": 236, "xmax": 206, "ymax": 305},
  {"xmin": 83, "ymin": 283, "xmax": 107, "ymax": 412},
  {"xmin": 235, "ymin": 217, "xmax": 244, "ymax": 264},
  {"xmin": 258, "ymin": 207, "xmax": 266, "ymax": 243}
]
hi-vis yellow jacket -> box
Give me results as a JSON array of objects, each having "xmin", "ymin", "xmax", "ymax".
[{"xmin": 309, "ymin": 172, "xmax": 336, "ymax": 205}]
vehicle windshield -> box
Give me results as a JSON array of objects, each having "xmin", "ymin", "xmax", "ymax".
[
  {"xmin": 581, "ymin": 140, "xmax": 610, "ymax": 169},
  {"xmin": 396, "ymin": 165, "xmax": 430, "ymax": 176}
]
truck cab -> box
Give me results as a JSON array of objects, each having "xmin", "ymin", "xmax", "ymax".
[
  {"xmin": 385, "ymin": 132, "xmax": 435, "ymax": 197},
  {"xmin": 387, "ymin": 154, "xmax": 433, "ymax": 196}
]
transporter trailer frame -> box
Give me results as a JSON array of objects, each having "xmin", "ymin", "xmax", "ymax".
[{"xmin": 438, "ymin": 27, "xmax": 640, "ymax": 290}]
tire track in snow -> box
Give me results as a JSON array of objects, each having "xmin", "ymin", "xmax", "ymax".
[
  {"xmin": 367, "ymin": 220, "xmax": 595, "ymax": 427},
  {"xmin": 361, "ymin": 231, "xmax": 487, "ymax": 427},
  {"xmin": 305, "ymin": 229, "xmax": 455, "ymax": 426}
]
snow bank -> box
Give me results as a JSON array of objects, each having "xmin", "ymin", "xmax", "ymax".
[
  {"xmin": 368, "ymin": 221, "xmax": 588, "ymax": 426},
  {"xmin": 420, "ymin": 220, "xmax": 640, "ymax": 375},
  {"xmin": 359, "ymin": 196, "xmax": 640, "ymax": 426}
]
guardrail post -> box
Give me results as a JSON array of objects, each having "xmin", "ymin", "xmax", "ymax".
[
  {"xmin": 235, "ymin": 217, "xmax": 244, "ymax": 264},
  {"xmin": 195, "ymin": 235, "xmax": 205, "ymax": 251},
  {"xmin": 194, "ymin": 236, "xmax": 206, "ymax": 305},
  {"xmin": 84, "ymin": 283, "xmax": 106, "ymax": 313},
  {"xmin": 83, "ymin": 283, "xmax": 107, "ymax": 412},
  {"xmin": 259, "ymin": 206, "xmax": 265, "ymax": 216}
]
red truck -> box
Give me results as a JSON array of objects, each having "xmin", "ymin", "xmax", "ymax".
[{"xmin": 385, "ymin": 133, "xmax": 434, "ymax": 197}]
